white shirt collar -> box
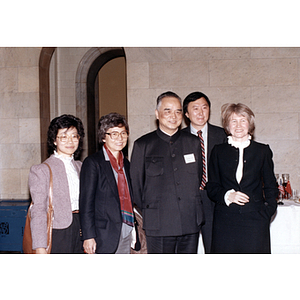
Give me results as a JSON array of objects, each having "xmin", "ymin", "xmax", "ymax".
[
  {"xmin": 227, "ymin": 135, "xmax": 251, "ymax": 149},
  {"xmin": 190, "ymin": 123, "xmax": 208, "ymax": 136},
  {"xmin": 54, "ymin": 150, "xmax": 74, "ymax": 162},
  {"xmin": 102, "ymin": 146, "xmax": 109, "ymax": 161}
]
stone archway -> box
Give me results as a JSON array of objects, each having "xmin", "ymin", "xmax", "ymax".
[
  {"xmin": 39, "ymin": 47, "xmax": 125, "ymax": 161},
  {"xmin": 75, "ymin": 47, "xmax": 125, "ymax": 157}
]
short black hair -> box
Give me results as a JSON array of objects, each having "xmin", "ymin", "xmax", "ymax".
[
  {"xmin": 183, "ymin": 91, "xmax": 211, "ymax": 115},
  {"xmin": 47, "ymin": 114, "xmax": 85, "ymax": 159}
]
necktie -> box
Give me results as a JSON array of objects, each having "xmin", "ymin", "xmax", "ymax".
[{"xmin": 198, "ymin": 130, "xmax": 206, "ymax": 190}]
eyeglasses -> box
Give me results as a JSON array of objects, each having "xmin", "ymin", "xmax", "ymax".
[
  {"xmin": 105, "ymin": 131, "xmax": 128, "ymax": 140},
  {"xmin": 56, "ymin": 134, "xmax": 80, "ymax": 143}
]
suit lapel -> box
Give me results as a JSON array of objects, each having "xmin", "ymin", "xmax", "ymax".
[
  {"xmin": 98, "ymin": 150, "xmax": 120, "ymax": 199},
  {"xmin": 207, "ymin": 123, "xmax": 215, "ymax": 163}
]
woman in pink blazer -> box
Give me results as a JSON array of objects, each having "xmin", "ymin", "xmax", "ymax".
[{"xmin": 28, "ymin": 114, "xmax": 85, "ymax": 253}]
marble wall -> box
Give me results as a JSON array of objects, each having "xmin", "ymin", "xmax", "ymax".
[
  {"xmin": 125, "ymin": 47, "xmax": 300, "ymax": 192},
  {"xmin": 1, "ymin": 47, "xmax": 300, "ymax": 200},
  {"xmin": 0, "ymin": 48, "xmax": 41, "ymax": 199}
]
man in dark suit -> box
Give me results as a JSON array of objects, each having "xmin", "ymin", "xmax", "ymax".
[
  {"xmin": 130, "ymin": 91, "xmax": 204, "ymax": 254},
  {"xmin": 182, "ymin": 91, "xmax": 227, "ymax": 253}
]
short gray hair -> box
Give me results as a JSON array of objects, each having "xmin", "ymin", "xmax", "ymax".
[{"xmin": 156, "ymin": 91, "xmax": 181, "ymax": 110}]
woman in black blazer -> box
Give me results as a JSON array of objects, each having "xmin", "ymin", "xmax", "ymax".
[
  {"xmin": 206, "ymin": 103, "xmax": 278, "ymax": 253},
  {"xmin": 79, "ymin": 113, "xmax": 135, "ymax": 254}
]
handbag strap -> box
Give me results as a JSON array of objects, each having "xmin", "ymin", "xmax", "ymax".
[
  {"xmin": 43, "ymin": 162, "xmax": 53, "ymax": 209},
  {"xmin": 43, "ymin": 162, "xmax": 54, "ymax": 253}
]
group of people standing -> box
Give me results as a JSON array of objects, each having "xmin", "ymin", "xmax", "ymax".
[{"xmin": 28, "ymin": 90, "xmax": 278, "ymax": 254}]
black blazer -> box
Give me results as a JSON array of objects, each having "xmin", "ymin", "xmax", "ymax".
[
  {"xmin": 130, "ymin": 129, "xmax": 204, "ymax": 237},
  {"xmin": 79, "ymin": 149, "xmax": 134, "ymax": 253},
  {"xmin": 206, "ymin": 140, "xmax": 278, "ymax": 218},
  {"xmin": 181, "ymin": 123, "xmax": 227, "ymax": 228}
]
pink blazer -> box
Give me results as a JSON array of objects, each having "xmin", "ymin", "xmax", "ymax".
[{"xmin": 28, "ymin": 155, "xmax": 82, "ymax": 250}]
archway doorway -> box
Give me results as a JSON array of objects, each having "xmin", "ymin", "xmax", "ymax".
[
  {"xmin": 98, "ymin": 57, "xmax": 127, "ymax": 118},
  {"xmin": 76, "ymin": 47, "xmax": 126, "ymax": 158},
  {"xmin": 39, "ymin": 47, "xmax": 126, "ymax": 161},
  {"xmin": 86, "ymin": 48, "xmax": 126, "ymax": 156}
]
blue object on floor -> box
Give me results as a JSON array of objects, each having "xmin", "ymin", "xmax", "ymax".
[{"xmin": 0, "ymin": 200, "xmax": 30, "ymax": 253}]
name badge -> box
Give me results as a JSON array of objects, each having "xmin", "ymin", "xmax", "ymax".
[{"xmin": 184, "ymin": 153, "xmax": 195, "ymax": 164}]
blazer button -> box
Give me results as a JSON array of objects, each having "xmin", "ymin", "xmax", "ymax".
[{"xmin": 146, "ymin": 205, "xmax": 149, "ymax": 208}]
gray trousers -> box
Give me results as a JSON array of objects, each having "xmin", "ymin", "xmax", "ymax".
[{"xmin": 115, "ymin": 223, "xmax": 133, "ymax": 254}]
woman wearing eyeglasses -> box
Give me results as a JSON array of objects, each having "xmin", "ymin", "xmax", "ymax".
[
  {"xmin": 28, "ymin": 114, "xmax": 85, "ymax": 253},
  {"xmin": 79, "ymin": 112, "xmax": 136, "ymax": 254}
]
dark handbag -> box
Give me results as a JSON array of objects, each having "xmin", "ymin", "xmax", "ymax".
[{"xmin": 23, "ymin": 163, "xmax": 54, "ymax": 254}]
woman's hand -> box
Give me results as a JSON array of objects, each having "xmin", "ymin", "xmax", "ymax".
[
  {"xmin": 228, "ymin": 191, "xmax": 249, "ymax": 206},
  {"xmin": 83, "ymin": 238, "xmax": 96, "ymax": 254},
  {"xmin": 35, "ymin": 247, "xmax": 47, "ymax": 254}
]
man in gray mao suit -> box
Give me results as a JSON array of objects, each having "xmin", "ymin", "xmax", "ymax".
[
  {"xmin": 182, "ymin": 91, "xmax": 227, "ymax": 253},
  {"xmin": 130, "ymin": 91, "xmax": 204, "ymax": 254}
]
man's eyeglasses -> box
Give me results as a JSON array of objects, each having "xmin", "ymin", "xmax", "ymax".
[
  {"xmin": 105, "ymin": 131, "xmax": 128, "ymax": 140},
  {"xmin": 56, "ymin": 134, "xmax": 80, "ymax": 143}
]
